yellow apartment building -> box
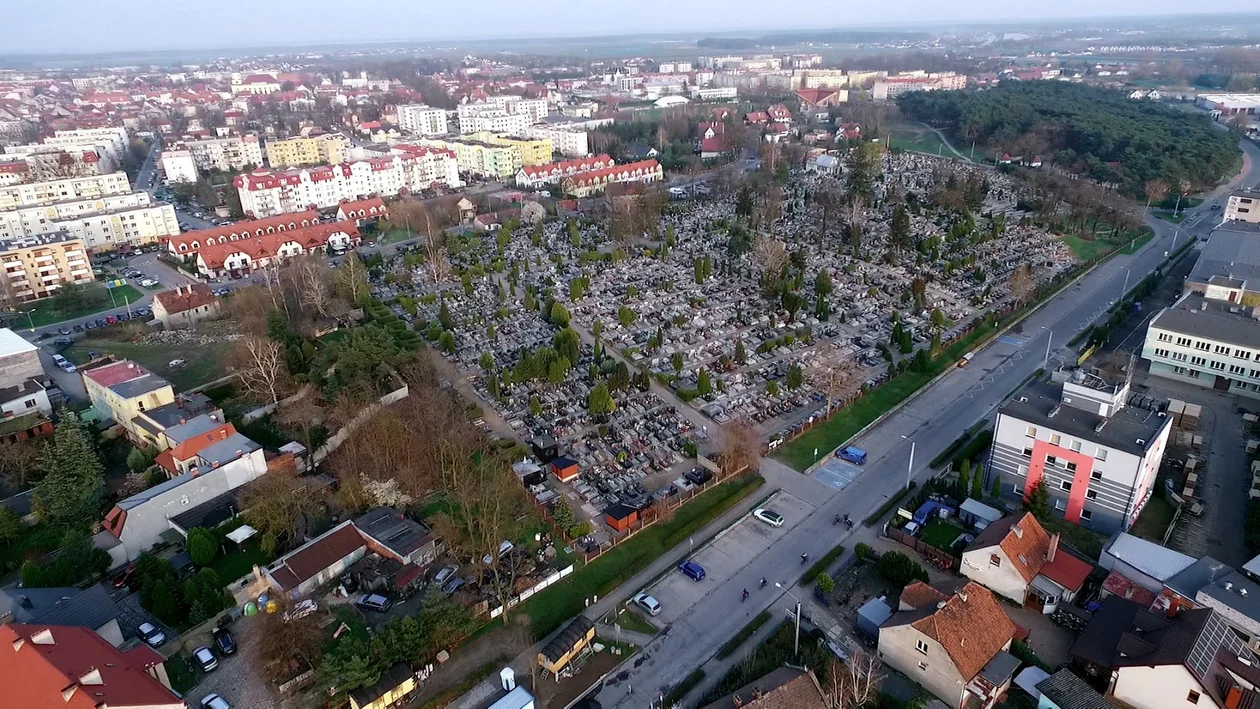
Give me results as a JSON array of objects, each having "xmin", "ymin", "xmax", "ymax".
[
  {"xmin": 265, "ymin": 134, "xmax": 350, "ymax": 168},
  {"xmin": 0, "ymin": 233, "xmax": 94, "ymax": 306}
]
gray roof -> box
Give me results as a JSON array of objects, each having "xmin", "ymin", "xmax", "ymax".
[
  {"xmin": 1150, "ymin": 292, "xmax": 1260, "ymax": 351},
  {"xmin": 117, "ymin": 471, "xmax": 194, "ymax": 510},
  {"xmin": 978, "ymin": 650, "xmax": 1021, "ymax": 685},
  {"xmin": 1104, "ymin": 533, "xmax": 1196, "ymax": 582},
  {"xmin": 1165, "ymin": 557, "xmax": 1233, "ymax": 599},
  {"xmin": 30, "ymin": 584, "xmax": 120, "ymax": 630},
  {"xmin": 1196, "ymin": 570, "xmax": 1260, "ymax": 625},
  {"xmin": 540, "ymin": 615, "xmax": 594, "ymax": 663},
  {"xmin": 1189, "ymin": 224, "xmax": 1260, "ymax": 293},
  {"xmin": 141, "ymin": 394, "xmax": 218, "ymax": 429},
  {"xmin": 0, "ymin": 588, "xmax": 81, "ymax": 623},
  {"xmin": 352, "ymin": 508, "xmax": 433, "ymax": 559},
  {"xmin": 196, "ymin": 433, "xmax": 260, "ymax": 467},
  {"xmin": 110, "ymin": 374, "xmax": 169, "ymax": 399},
  {"xmin": 1035, "ymin": 669, "xmax": 1113, "ymax": 709},
  {"xmin": 161, "ymin": 411, "xmax": 225, "ymax": 444},
  {"xmin": 999, "ymin": 379, "xmax": 1170, "ymax": 457},
  {"xmin": 349, "ymin": 663, "xmax": 414, "ymax": 708}
]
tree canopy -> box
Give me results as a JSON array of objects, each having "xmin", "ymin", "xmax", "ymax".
[{"xmin": 897, "ymin": 82, "xmax": 1240, "ymax": 196}]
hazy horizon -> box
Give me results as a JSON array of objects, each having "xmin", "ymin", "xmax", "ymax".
[{"xmin": 7, "ymin": 1, "xmax": 1260, "ymax": 56}]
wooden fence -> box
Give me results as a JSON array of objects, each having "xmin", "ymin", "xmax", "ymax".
[{"xmin": 884, "ymin": 525, "xmax": 959, "ymax": 572}]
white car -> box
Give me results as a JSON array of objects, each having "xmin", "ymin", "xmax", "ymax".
[
  {"xmin": 632, "ymin": 592, "xmax": 662, "ymax": 616},
  {"xmin": 753, "ymin": 508, "xmax": 784, "ymax": 528},
  {"xmin": 139, "ymin": 278, "xmax": 159, "ymax": 287},
  {"xmin": 137, "ymin": 622, "xmax": 165, "ymax": 647},
  {"xmin": 193, "ymin": 646, "xmax": 217, "ymax": 672},
  {"xmin": 51, "ymin": 354, "xmax": 76, "ymax": 373},
  {"xmin": 201, "ymin": 694, "xmax": 232, "ymax": 709}
]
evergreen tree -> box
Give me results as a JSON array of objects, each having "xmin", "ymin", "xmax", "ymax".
[
  {"xmin": 786, "ymin": 364, "xmax": 804, "ymax": 389},
  {"xmin": 990, "ymin": 475, "xmax": 1003, "ymax": 500},
  {"xmin": 34, "ymin": 413, "xmax": 104, "ymax": 528},
  {"xmin": 734, "ymin": 340, "xmax": 747, "ymax": 363},
  {"xmin": 956, "ymin": 460, "xmax": 971, "ymax": 500},
  {"xmin": 438, "ymin": 299, "xmax": 453, "ymax": 331},
  {"xmin": 697, "ymin": 368, "xmax": 712, "ymax": 395},
  {"xmin": 971, "ymin": 463, "xmax": 985, "ymax": 499},
  {"xmin": 1023, "ymin": 478, "xmax": 1051, "ymax": 520},
  {"xmin": 588, "ymin": 381, "xmax": 615, "ymax": 415}
]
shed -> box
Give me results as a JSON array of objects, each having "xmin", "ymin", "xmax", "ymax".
[
  {"xmin": 855, "ymin": 596, "xmax": 892, "ymax": 639},
  {"xmin": 537, "ymin": 615, "xmax": 595, "ymax": 678},
  {"xmin": 487, "ymin": 685, "xmax": 536, "ymax": 709},
  {"xmin": 550, "ymin": 456, "xmax": 580, "ymax": 483},
  {"xmin": 603, "ymin": 504, "xmax": 639, "ymax": 533},
  {"xmin": 349, "ymin": 662, "xmax": 416, "ymax": 709},
  {"xmin": 959, "ymin": 498, "xmax": 1003, "ymax": 531}
]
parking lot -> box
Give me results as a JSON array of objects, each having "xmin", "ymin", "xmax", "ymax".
[
  {"xmin": 185, "ymin": 613, "xmax": 281, "ymax": 709},
  {"xmin": 641, "ymin": 491, "xmax": 816, "ymax": 625},
  {"xmin": 813, "ymin": 457, "xmax": 864, "ymax": 490}
]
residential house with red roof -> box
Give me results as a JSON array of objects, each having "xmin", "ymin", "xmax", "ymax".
[
  {"xmin": 697, "ymin": 122, "xmax": 729, "ymax": 159},
  {"xmin": 336, "ymin": 196, "xmax": 388, "ymax": 226},
  {"xmin": 188, "ymin": 222, "xmax": 359, "ymax": 278},
  {"xmin": 879, "ymin": 581, "xmax": 1020, "ymax": 709},
  {"xmin": 796, "ymin": 88, "xmax": 847, "ymax": 109},
  {"xmin": 960, "ymin": 512, "xmax": 1093, "ymax": 613},
  {"xmin": 561, "ymin": 159, "xmax": 663, "ymax": 198},
  {"xmin": 515, "ymin": 154, "xmax": 615, "ymax": 189},
  {"xmin": 151, "ymin": 283, "xmax": 220, "ymax": 330},
  {"xmin": 0, "ymin": 623, "xmax": 184, "ymax": 709}
]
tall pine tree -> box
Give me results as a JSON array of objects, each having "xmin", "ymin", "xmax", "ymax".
[{"xmin": 35, "ymin": 412, "xmax": 105, "ymax": 527}]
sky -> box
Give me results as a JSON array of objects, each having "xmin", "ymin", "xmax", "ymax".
[{"xmin": 6, "ymin": 0, "xmax": 1260, "ymax": 55}]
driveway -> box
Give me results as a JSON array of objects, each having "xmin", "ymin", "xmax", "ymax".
[{"xmin": 185, "ymin": 614, "xmax": 281, "ymax": 709}]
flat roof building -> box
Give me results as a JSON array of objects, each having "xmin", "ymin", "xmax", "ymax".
[{"xmin": 1143, "ymin": 290, "xmax": 1260, "ymax": 399}]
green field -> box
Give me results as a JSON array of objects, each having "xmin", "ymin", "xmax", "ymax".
[
  {"xmin": 64, "ymin": 338, "xmax": 227, "ymax": 391},
  {"xmin": 11, "ymin": 283, "xmax": 145, "ymax": 329},
  {"xmin": 1130, "ymin": 496, "xmax": 1176, "ymax": 542},
  {"xmin": 1061, "ymin": 230, "xmax": 1152, "ymax": 263},
  {"xmin": 887, "ymin": 122, "xmax": 970, "ymax": 161},
  {"xmin": 1153, "ymin": 211, "xmax": 1187, "ymax": 224}
]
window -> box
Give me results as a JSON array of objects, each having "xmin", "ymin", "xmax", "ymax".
[
  {"xmin": 1055, "ymin": 500, "xmax": 1066, "ymax": 511},
  {"xmin": 990, "ymin": 554, "xmax": 1001, "ymax": 567},
  {"xmin": 1172, "ymin": 352, "xmax": 1187, "ymax": 362},
  {"xmin": 1050, "ymin": 434, "xmax": 1061, "ymax": 446},
  {"xmin": 1092, "ymin": 470, "xmax": 1103, "ymax": 480},
  {"xmin": 1189, "ymin": 369, "xmax": 1201, "ymax": 379},
  {"xmin": 1023, "ymin": 447, "xmax": 1034, "ymax": 457},
  {"xmin": 916, "ymin": 639, "xmax": 929, "ymax": 655},
  {"xmin": 1195, "ymin": 341, "xmax": 1211, "ymax": 351},
  {"xmin": 1070, "ymin": 440, "xmax": 1083, "ymax": 452},
  {"xmin": 1154, "ymin": 348, "xmax": 1170, "ymax": 358},
  {"xmin": 918, "ymin": 661, "xmax": 928, "ymax": 672},
  {"xmin": 1046, "ymin": 455, "xmax": 1058, "ymax": 466},
  {"xmin": 1087, "ymin": 490, "xmax": 1098, "ymax": 500},
  {"xmin": 23, "ymin": 398, "xmax": 36, "ymax": 408},
  {"xmin": 1013, "ymin": 484, "xmax": 1022, "ymax": 495},
  {"xmin": 1080, "ymin": 509, "xmax": 1093, "ymax": 521},
  {"xmin": 1025, "ymin": 426, "xmax": 1037, "ymax": 438},
  {"xmin": 1158, "ymin": 332, "xmax": 1173, "ymax": 343},
  {"xmin": 1231, "ymin": 364, "xmax": 1247, "ymax": 375},
  {"xmin": 1210, "ymin": 360, "xmax": 1226, "ymax": 371},
  {"xmin": 1060, "ymin": 480, "xmax": 1072, "ymax": 492},
  {"xmin": 1236, "ymin": 349, "xmax": 1252, "ymax": 360},
  {"xmin": 1216, "ymin": 344, "xmax": 1231, "ymax": 355},
  {"xmin": 1095, "ymin": 448, "xmax": 1108, "ymax": 462},
  {"xmin": 1188, "ymin": 690, "xmax": 1201, "ymax": 704},
  {"xmin": 1066, "ymin": 461, "xmax": 1078, "ymax": 472},
  {"xmin": 1177, "ymin": 336, "xmax": 1192, "ymax": 347},
  {"xmin": 1191, "ymin": 356, "xmax": 1207, "ymax": 366}
]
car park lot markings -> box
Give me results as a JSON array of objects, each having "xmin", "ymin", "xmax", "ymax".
[
  {"xmin": 640, "ymin": 491, "xmax": 816, "ymax": 626},
  {"xmin": 812, "ymin": 458, "xmax": 863, "ymax": 490},
  {"xmin": 996, "ymin": 335, "xmax": 1026, "ymax": 347}
]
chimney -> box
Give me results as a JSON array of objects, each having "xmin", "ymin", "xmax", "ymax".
[
  {"xmin": 752, "ymin": 687, "xmax": 764, "ymax": 700},
  {"xmin": 957, "ymin": 589, "xmax": 968, "ymax": 602},
  {"xmin": 1243, "ymin": 588, "xmax": 1249, "ymax": 597},
  {"xmin": 1046, "ymin": 534, "xmax": 1060, "ymax": 563},
  {"xmin": 1012, "ymin": 525, "xmax": 1023, "ymax": 539},
  {"xmin": 732, "ymin": 695, "xmax": 744, "ymax": 708},
  {"xmin": 1228, "ymin": 583, "xmax": 1234, "ymax": 592}
]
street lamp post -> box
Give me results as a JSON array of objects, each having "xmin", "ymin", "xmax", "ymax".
[
  {"xmin": 1043, "ymin": 327, "xmax": 1053, "ymax": 370},
  {"xmin": 775, "ymin": 583, "xmax": 802, "ymax": 657},
  {"xmin": 1121, "ymin": 268, "xmax": 1131, "ymax": 300},
  {"xmin": 900, "ymin": 435, "xmax": 915, "ymax": 489}
]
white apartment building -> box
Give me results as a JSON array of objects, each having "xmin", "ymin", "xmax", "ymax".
[
  {"xmin": 456, "ymin": 107, "xmax": 531, "ymax": 135},
  {"xmin": 43, "ymin": 126, "xmax": 129, "ymax": 161},
  {"xmin": 0, "ymin": 189, "xmax": 176, "ymax": 247},
  {"xmin": 171, "ymin": 134, "xmax": 264, "ymax": 175},
  {"xmin": 695, "ymin": 87, "xmax": 738, "ymax": 100},
  {"xmin": 1226, "ymin": 190, "xmax": 1260, "ymax": 224},
  {"xmin": 506, "ymin": 98, "xmax": 548, "ymax": 125},
  {"xmin": 1143, "ymin": 289, "xmax": 1260, "ymax": 399},
  {"xmin": 160, "ymin": 149, "xmax": 198, "ymax": 183},
  {"xmin": 988, "ymin": 369, "xmax": 1172, "ymax": 535},
  {"xmin": 520, "ymin": 126, "xmax": 590, "ymax": 157},
  {"xmin": 0, "ymin": 172, "xmax": 131, "ymax": 211},
  {"xmin": 57, "ymin": 203, "xmax": 180, "ymax": 252},
  {"xmin": 233, "ymin": 147, "xmax": 459, "ymax": 218},
  {"xmin": 397, "ymin": 105, "xmax": 448, "ymax": 136},
  {"xmin": 3, "ymin": 144, "xmax": 116, "ymax": 177}
]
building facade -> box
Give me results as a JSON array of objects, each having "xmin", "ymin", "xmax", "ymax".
[
  {"xmin": 1226, "ymin": 190, "xmax": 1260, "ymax": 224},
  {"xmin": 418, "ymin": 138, "xmax": 522, "ymax": 180},
  {"xmin": 0, "ymin": 192, "xmax": 178, "ymax": 251},
  {"xmin": 159, "ymin": 149, "xmax": 197, "ymax": 184},
  {"xmin": 520, "ymin": 126, "xmax": 590, "ymax": 157},
  {"xmin": 0, "ymin": 234, "xmax": 94, "ymax": 305},
  {"xmin": 173, "ymin": 134, "xmax": 264, "ymax": 174},
  {"xmin": 175, "ymin": 221, "xmax": 359, "ymax": 278},
  {"xmin": 561, "ymin": 159, "xmax": 663, "ymax": 198},
  {"xmin": 516, "ymin": 154, "xmax": 615, "ymax": 189},
  {"xmin": 464, "ymin": 132, "xmax": 551, "ymax": 166},
  {"xmin": 1143, "ymin": 290, "xmax": 1260, "ymax": 399},
  {"xmin": 81, "ymin": 360, "xmax": 177, "ymax": 445},
  {"xmin": 44, "ymin": 126, "xmax": 130, "ymax": 161},
  {"xmin": 265, "ymin": 133, "xmax": 350, "ymax": 168},
  {"xmin": 234, "ymin": 149, "xmax": 458, "ymax": 218},
  {"xmin": 0, "ymin": 172, "xmax": 132, "ymax": 211},
  {"xmin": 397, "ymin": 104, "xmax": 448, "ymax": 136},
  {"xmin": 989, "ymin": 370, "xmax": 1172, "ymax": 535}
]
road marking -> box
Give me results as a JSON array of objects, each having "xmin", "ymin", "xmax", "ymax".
[{"xmin": 996, "ymin": 335, "xmax": 1026, "ymax": 347}]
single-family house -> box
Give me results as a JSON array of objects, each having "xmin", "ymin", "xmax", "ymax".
[
  {"xmin": 265, "ymin": 520, "xmax": 367, "ymax": 599},
  {"xmin": 1100, "ymin": 533, "xmax": 1196, "ymax": 603},
  {"xmin": 623, "ymin": 145, "xmax": 658, "ymax": 161},
  {"xmin": 81, "ymin": 361, "xmax": 176, "ymax": 447},
  {"xmin": 879, "ymin": 581, "xmax": 1019, "ymax": 709},
  {"xmin": 960, "ymin": 512, "xmax": 1092, "ymax": 613},
  {"xmin": 152, "ymin": 284, "xmax": 221, "ymax": 330},
  {"xmin": 337, "ymin": 196, "xmax": 388, "ymax": 226},
  {"xmin": 352, "ymin": 507, "xmax": 440, "ymax": 568},
  {"xmin": 699, "ymin": 666, "xmax": 827, "ymax": 709}
]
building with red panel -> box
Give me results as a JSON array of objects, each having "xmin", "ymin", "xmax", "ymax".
[{"xmin": 988, "ymin": 368, "xmax": 1172, "ymax": 535}]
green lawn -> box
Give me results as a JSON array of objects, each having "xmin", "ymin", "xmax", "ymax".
[
  {"xmin": 1153, "ymin": 211, "xmax": 1187, "ymax": 224},
  {"xmin": 516, "ymin": 474, "xmax": 765, "ymax": 637},
  {"xmin": 208, "ymin": 539, "xmax": 273, "ymax": 585},
  {"xmin": 64, "ymin": 338, "xmax": 227, "ymax": 391},
  {"xmin": 775, "ymin": 322, "xmax": 997, "ymax": 471},
  {"xmin": 887, "ymin": 122, "xmax": 970, "ymax": 161},
  {"xmin": 163, "ymin": 656, "xmax": 198, "ymax": 695},
  {"xmin": 375, "ymin": 227, "xmax": 416, "ymax": 245},
  {"xmin": 1040, "ymin": 515, "xmax": 1107, "ymax": 559},
  {"xmin": 1130, "ymin": 496, "xmax": 1176, "ymax": 542},
  {"xmin": 12, "ymin": 283, "xmax": 145, "ymax": 329},
  {"xmin": 921, "ymin": 519, "xmax": 966, "ymax": 550},
  {"xmin": 612, "ymin": 608, "xmax": 658, "ymax": 635},
  {"xmin": 1060, "ymin": 231, "xmax": 1153, "ymax": 263}
]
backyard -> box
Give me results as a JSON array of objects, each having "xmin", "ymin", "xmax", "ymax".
[
  {"xmin": 9, "ymin": 283, "xmax": 145, "ymax": 329},
  {"xmin": 920, "ymin": 518, "xmax": 967, "ymax": 552},
  {"xmin": 1129, "ymin": 495, "xmax": 1176, "ymax": 543},
  {"xmin": 64, "ymin": 338, "xmax": 228, "ymax": 391}
]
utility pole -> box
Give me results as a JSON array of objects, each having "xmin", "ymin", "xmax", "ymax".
[
  {"xmin": 1044, "ymin": 330, "xmax": 1053, "ymax": 370},
  {"xmin": 776, "ymin": 583, "xmax": 803, "ymax": 657},
  {"xmin": 901, "ymin": 435, "xmax": 915, "ymax": 489}
]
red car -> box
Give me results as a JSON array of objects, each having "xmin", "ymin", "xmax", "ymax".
[
  {"xmin": 112, "ymin": 563, "xmax": 137, "ymax": 589},
  {"xmin": 105, "ymin": 316, "xmax": 118, "ymax": 325}
]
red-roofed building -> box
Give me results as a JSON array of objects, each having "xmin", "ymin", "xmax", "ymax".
[
  {"xmin": 186, "ymin": 222, "xmax": 359, "ymax": 278},
  {"xmin": 234, "ymin": 74, "xmax": 281, "ymax": 96},
  {"xmin": 515, "ymin": 154, "xmax": 614, "ymax": 189},
  {"xmin": 152, "ymin": 283, "xmax": 221, "ymax": 330},
  {"xmin": 961, "ymin": 513, "xmax": 1094, "ymax": 613},
  {"xmin": 697, "ymin": 122, "xmax": 729, "ymax": 158},
  {"xmin": 0, "ymin": 623, "xmax": 184, "ymax": 709},
  {"xmin": 166, "ymin": 211, "xmax": 321, "ymax": 254},
  {"xmin": 796, "ymin": 88, "xmax": 846, "ymax": 109},
  {"xmin": 337, "ymin": 197, "xmax": 388, "ymax": 225},
  {"xmin": 767, "ymin": 103, "xmax": 792, "ymax": 122},
  {"xmin": 561, "ymin": 159, "xmax": 663, "ymax": 198}
]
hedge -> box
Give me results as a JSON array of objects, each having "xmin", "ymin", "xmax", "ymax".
[
  {"xmin": 863, "ymin": 482, "xmax": 916, "ymax": 527},
  {"xmin": 716, "ymin": 610, "xmax": 772, "ymax": 660}
]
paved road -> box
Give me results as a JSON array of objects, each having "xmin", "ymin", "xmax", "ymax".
[{"xmin": 588, "ymin": 136, "xmax": 1260, "ymax": 708}]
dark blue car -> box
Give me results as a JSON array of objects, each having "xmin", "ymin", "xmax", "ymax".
[{"xmin": 678, "ymin": 560, "xmax": 706, "ymax": 582}]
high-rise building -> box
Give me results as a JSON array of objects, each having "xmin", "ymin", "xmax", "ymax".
[
  {"xmin": 265, "ymin": 134, "xmax": 350, "ymax": 168},
  {"xmin": 0, "ymin": 173, "xmax": 131, "ymax": 211},
  {"xmin": 397, "ymin": 105, "xmax": 449, "ymax": 136}
]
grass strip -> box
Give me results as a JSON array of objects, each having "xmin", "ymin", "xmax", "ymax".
[
  {"xmin": 716, "ymin": 610, "xmax": 772, "ymax": 660},
  {"xmin": 662, "ymin": 668, "xmax": 706, "ymax": 708},
  {"xmin": 799, "ymin": 542, "xmax": 847, "ymax": 584},
  {"xmin": 928, "ymin": 418, "xmax": 989, "ymax": 468},
  {"xmin": 863, "ymin": 482, "xmax": 917, "ymax": 527}
]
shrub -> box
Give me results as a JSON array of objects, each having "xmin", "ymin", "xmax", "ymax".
[
  {"xmin": 186, "ymin": 527, "xmax": 218, "ymax": 566},
  {"xmin": 854, "ymin": 543, "xmax": 874, "ymax": 560},
  {"xmin": 815, "ymin": 573, "xmax": 835, "ymax": 594},
  {"xmin": 876, "ymin": 551, "xmax": 930, "ymax": 586}
]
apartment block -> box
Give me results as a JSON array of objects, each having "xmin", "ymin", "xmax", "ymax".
[
  {"xmin": 171, "ymin": 134, "xmax": 263, "ymax": 174},
  {"xmin": 418, "ymin": 137, "xmax": 522, "ymax": 180},
  {"xmin": 1226, "ymin": 190, "xmax": 1260, "ymax": 224},
  {"xmin": 0, "ymin": 190, "xmax": 177, "ymax": 250},
  {"xmin": 561, "ymin": 159, "xmax": 663, "ymax": 198},
  {"xmin": 234, "ymin": 147, "xmax": 459, "ymax": 218},
  {"xmin": 0, "ymin": 172, "xmax": 131, "ymax": 211},
  {"xmin": 159, "ymin": 149, "xmax": 197, "ymax": 183},
  {"xmin": 43, "ymin": 126, "xmax": 130, "ymax": 161},
  {"xmin": 265, "ymin": 133, "xmax": 350, "ymax": 168},
  {"xmin": 521, "ymin": 126, "xmax": 590, "ymax": 157},
  {"xmin": 0, "ymin": 234, "xmax": 94, "ymax": 305},
  {"xmin": 456, "ymin": 108, "xmax": 531, "ymax": 135},
  {"xmin": 1143, "ymin": 289, "xmax": 1260, "ymax": 399},
  {"xmin": 2, "ymin": 144, "xmax": 115, "ymax": 178},
  {"xmin": 464, "ymin": 131, "xmax": 552, "ymax": 166},
  {"xmin": 989, "ymin": 369, "xmax": 1171, "ymax": 534},
  {"xmin": 397, "ymin": 104, "xmax": 449, "ymax": 136}
]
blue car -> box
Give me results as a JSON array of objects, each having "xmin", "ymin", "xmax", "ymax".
[{"xmin": 678, "ymin": 560, "xmax": 706, "ymax": 582}]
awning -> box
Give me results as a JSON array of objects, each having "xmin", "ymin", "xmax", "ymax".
[{"xmin": 226, "ymin": 524, "xmax": 258, "ymax": 544}]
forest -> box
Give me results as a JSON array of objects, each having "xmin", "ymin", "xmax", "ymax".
[{"xmin": 896, "ymin": 81, "xmax": 1240, "ymax": 197}]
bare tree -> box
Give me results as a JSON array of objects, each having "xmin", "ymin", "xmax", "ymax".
[
  {"xmin": 718, "ymin": 420, "xmax": 761, "ymax": 475},
  {"xmin": 1007, "ymin": 263, "xmax": 1035, "ymax": 307},
  {"xmin": 823, "ymin": 651, "xmax": 883, "ymax": 709},
  {"xmin": 0, "ymin": 438, "xmax": 46, "ymax": 492},
  {"xmin": 335, "ymin": 251, "xmax": 369, "ymax": 306},
  {"xmin": 841, "ymin": 193, "xmax": 868, "ymax": 248},
  {"xmin": 1143, "ymin": 178, "xmax": 1169, "ymax": 213},
  {"xmin": 240, "ymin": 471, "xmax": 324, "ymax": 552},
  {"xmin": 809, "ymin": 345, "xmax": 859, "ymax": 418},
  {"xmin": 291, "ymin": 255, "xmax": 334, "ymax": 318},
  {"xmin": 752, "ymin": 238, "xmax": 789, "ymax": 277},
  {"xmin": 814, "ymin": 184, "xmax": 842, "ymax": 242},
  {"xmin": 231, "ymin": 334, "xmax": 291, "ymax": 404}
]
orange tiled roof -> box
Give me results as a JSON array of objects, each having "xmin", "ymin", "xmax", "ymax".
[{"xmin": 911, "ymin": 582, "xmax": 1017, "ymax": 681}]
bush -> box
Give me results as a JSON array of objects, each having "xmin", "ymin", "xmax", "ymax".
[
  {"xmin": 187, "ymin": 527, "xmax": 218, "ymax": 567},
  {"xmin": 855, "ymin": 543, "xmax": 874, "ymax": 560},
  {"xmin": 876, "ymin": 551, "xmax": 930, "ymax": 586},
  {"xmin": 815, "ymin": 573, "xmax": 835, "ymax": 594}
]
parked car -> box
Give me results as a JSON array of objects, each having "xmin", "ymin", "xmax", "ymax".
[
  {"xmin": 139, "ymin": 278, "xmax": 159, "ymax": 287},
  {"xmin": 51, "ymin": 355, "xmax": 75, "ymax": 373},
  {"xmin": 168, "ymin": 358, "xmax": 188, "ymax": 369},
  {"xmin": 137, "ymin": 622, "xmax": 165, "ymax": 647},
  {"xmin": 632, "ymin": 592, "xmax": 662, "ymax": 616},
  {"xmin": 134, "ymin": 307, "xmax": 151, "ymax": 316},
  {"xmin": 201, "ymin": 694, "xmax": 231, "ymax": 709},
  {"xmin": 72, "ymin": 324, "xmax": 83, "ymax": 333},
  {"xmin": 678, "ymin": 560, "xmax": 706, "ymax": 582},
  {"xmin": 753, "ymin": 508, "xmax": 784, "ymax": 528},
  {"xmin": 441, "ymin": 577, "xmax": 466, "ymax": 596},
  {"xmin": 433, "ymin": 565, "xmax": 458, "ymax": 585},
  {"xmin": 112, "ymin": 563, "xmax": 137, "ymax": 589},
  {"xmin": 57, "ymin": 326, "xmax": 71, "ymax": 335},
  {"xmin": 354, "ymin": 593, "xmax": 391, "ymax": 612},
  {"xmin": 835, "ymin": 446, "xmax": 867, "ymax": 465},
  {"xmin": 53, "ymin": 337, "xmax": 72, "ymax": 347},
  {"xmin": 212, "ymin": 628, "xmax": 236, "ymax": 655},
  {"xmin": 105, "ymin": 316, "xmax": 118, "ymax": 325},
  {"xmin": 193, "ymin": 646, "xmax": 218, "ymax": 672}
]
